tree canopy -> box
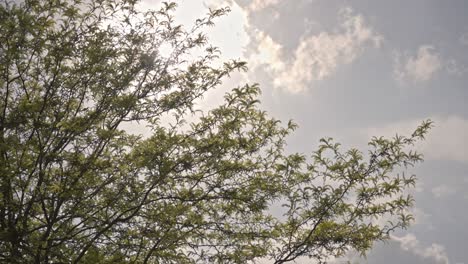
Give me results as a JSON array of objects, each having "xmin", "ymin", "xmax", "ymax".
[{"xmin": 0, "ymin": 0, "xmax": 432, "ymax": 263}]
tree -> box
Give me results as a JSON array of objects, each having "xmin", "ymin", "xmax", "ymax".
[{"xmin": 0, "ymin": 0, "xmax": 432, "ymax": 263}]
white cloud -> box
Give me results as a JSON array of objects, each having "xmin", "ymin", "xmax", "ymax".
[
  {"xmin": 365, "ymin": 116, "xmax": 468, "ymax": 164},
  {"xmin": 392, "ymin": 234, "xmax": 450, "ymax": 264},
  {"xmin": 139, "ymin": 0, "xmax": 251, "ymax": 64},
  {"xmin": 204, "ymin": 1, "xmax": 250, "ymax": 60},
  {"xmin": 411, "ymin": 207, "xmax": 432, "ymax": 227},
  {"xmin": 247, "ymin": 0, "xmax": 316, "ymax": 12},
  {"xmin": 394, "ymin": 45, "xmax": 442, "ymax": 84},
  {"xmin": 168, "ymin": 3, "xmax": 382, "ymax": 94},
  {"xmin": 247, "ymin": 0, "xmax": 280, "ymax": 12},
  {"xmin": 249, "ymin": 30, "xmax": 285, "ymax": 72},
  {"xmin": 420, "ymin": 116, "xmax": 468, "ymax": 163},
  {"xmin": 272, "ymin": 7, "xmax": 382, "ymax": 93},
  {"xmin": 175, "ymin": 0, "xmax": 250, "ymax": 61}
]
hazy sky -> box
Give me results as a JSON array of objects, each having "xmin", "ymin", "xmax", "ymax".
[{"xmin": 139, "ymin": 1, "xmax": 468, "ymax": 263}]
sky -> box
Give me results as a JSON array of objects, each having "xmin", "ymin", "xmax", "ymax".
[{"xmin": 139, "ymin": 0, "xmax": 468, "ymax": 263}]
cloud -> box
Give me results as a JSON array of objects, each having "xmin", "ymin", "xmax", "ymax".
[
  {"xmin": 365, "ymin": 116, "xmax": 468, "ymax": 164},
  {"xmin": 205, "ymin": 4, "xmax": 381, "ymax": 94},
  {"xmin": 272, "ymin": 7, "xmax": 382, "ymax": 93},
  {"xmin": 249, "ymin": 30, "xmax": 285, "ymax": 72},
  {"xmin": 247, "ymin": 0, "xmax": 280, "ymax": 12},
  {"xmin": 137, "ymin": 0, "xmax": 250, "ymax": 67},
  {"xmin": 392, "ymin": 234, "xmax": 450, "ymax": 264},
  {"xmin": 418, "ymin": 116, "xmax": 468, "ymax": 163},
  {"xmin": 393, "ymin": 45, "xmax": 442, "ymax": 84},
  {"xmin": 204, "ymin": 0, "xmax": 250, "ymax": 60}
]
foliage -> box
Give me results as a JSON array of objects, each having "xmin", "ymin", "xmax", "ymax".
[{"xmin": 0, "ymin": 0, "xmax": 432, "ymax": 263}]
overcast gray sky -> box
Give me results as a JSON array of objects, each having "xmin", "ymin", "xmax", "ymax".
[{"xmin": 138, "ymin": 1, "xmax": 468, "ymax": 263}]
